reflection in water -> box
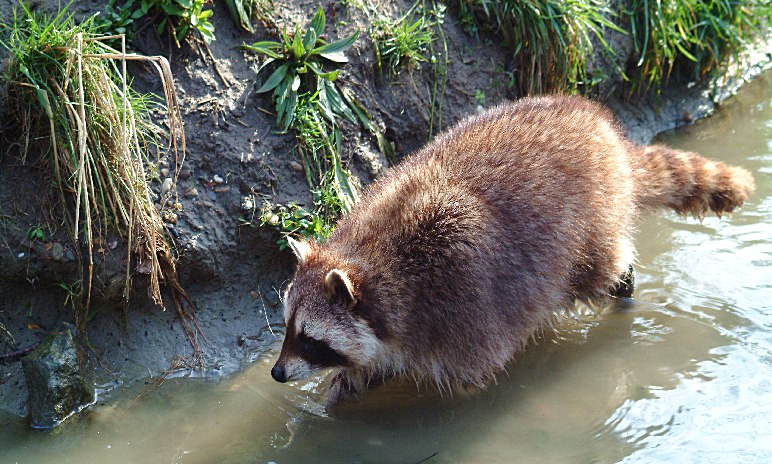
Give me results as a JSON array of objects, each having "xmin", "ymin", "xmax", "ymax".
[{"xmin": 2, "ymin": 74, "xmax": 771, "ymax": 463}]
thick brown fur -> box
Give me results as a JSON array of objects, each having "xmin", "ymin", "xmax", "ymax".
[{"xmin": 272, "ymin": 95, "xmax": 755, "ymax": 406}]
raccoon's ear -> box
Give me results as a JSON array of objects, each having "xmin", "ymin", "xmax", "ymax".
[
  {"xmin": 324, "ymin": 269, "xmax": 357, "ymax": 307},
  {"xmin": 287, "ymin": 236, "xmax": 311, "ymax": 265}
]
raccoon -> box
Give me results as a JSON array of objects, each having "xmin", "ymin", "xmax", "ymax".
[{"xmin": 270, "ymin": 95, "xmax": 755, "ymax": 406}]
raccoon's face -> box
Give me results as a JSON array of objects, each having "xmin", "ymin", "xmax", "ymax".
[{"xmin": 271, "ymin": 238, "xmax": 382, "ymax": 384}]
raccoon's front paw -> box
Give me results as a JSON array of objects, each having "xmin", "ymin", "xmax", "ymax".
[{"xmin": 325, "ymin": 371, "xmax": 359, "ymax": 411}]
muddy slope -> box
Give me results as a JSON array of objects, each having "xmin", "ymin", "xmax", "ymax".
[{"xmin": 1, "ymin": 0, "xmax": 770, "ymax": 419}]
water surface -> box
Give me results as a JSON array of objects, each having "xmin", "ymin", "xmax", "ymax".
[{"xmin": 2, "ymin": 74, "xmax": 771, "ymax": 463}]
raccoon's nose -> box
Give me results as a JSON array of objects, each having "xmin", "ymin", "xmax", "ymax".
[{"xmin": 271, "ymin": 364, "xmax": 287, "ymax": 383}]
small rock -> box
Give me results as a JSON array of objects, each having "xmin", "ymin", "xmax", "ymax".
[
  {"xmin": 186, "ymin": 187, "xmax": 199, "ymax": 197},
  {"xmin": 160, "ymin": 168, "xmax": 170, "ymax": 177},
  {"xmin": 241, "ymin": 195, "xmax": 255, "ymax": 211},
  {"xmin": 214, "ymin": 186, "xmax": 230, "ymax": 194},
  {"xmin": 265, "ymin": 289, "xmax": 280, "ymax": 307},
  {"xmin": 289, "ymin": 161, "xmax": 303, "ymax": 172},
  {"xmin": 178, "ymin": 167, "xmax": 192, "ymax": 179},
  {"xmin": 22, "ymin": 323, "xmax": 95, "ymax": 429},
  {"xmin": 249, "ymin": 290, "xmax": 258, "ymax": 300},
  {"xmin": 162, "ymin": 211, "xmax": 178, "ymax": 224},
  {"xmin": 161, "ymin": 178, "xmax": 174, "ymax": 193},
  {"xmin": 64, "ymin": 249, "xmax": 75, "ymax": 261},
  {"xmin": 213, "ymin": 174, "xmax": 224, "ymax": 184},
  {"xmin": 51, "ymin": 243, "xmax": 64, "ymax": 261},
  {"xmin": 268, "ymin": 214, "xmax": 279, "ymax": 225},
  {"xmin": 207, "ymin": 190, "xmax": 217, "ymax": 201},
  {"xmin": 173, "ymin": 202, "xmax": 183, "ymax": 211}
]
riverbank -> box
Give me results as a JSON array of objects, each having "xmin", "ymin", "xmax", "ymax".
[{"xmin": 1, "ymin": 0, "xmax": 770, "ymax": 421}]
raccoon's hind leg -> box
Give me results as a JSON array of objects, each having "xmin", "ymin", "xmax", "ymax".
[{"xmin": 610, "ymin": 265, "xmax": 635, "ymax": 298}]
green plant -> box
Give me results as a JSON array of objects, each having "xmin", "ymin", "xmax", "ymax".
[
  {"xmin": 95, "ymin": 0, "xmax": 214, "ymax": 45},
  {"xmin": 260, "ymin": 203, "xmax": 333, "ymax": 249},
  {"xmin": 458, "ymin": 0, "xmax": 619, "ymax": 95},
  {"xmin": 0, "ymin": 3, "xmax": 199, "ymax": 359},
  {"xmin": 27, "ymin": 225, "xmax": 45, "ymax": 241},
  {"xmin": 225, "ymin": 0, "xmax": 275, "ymax": 33},
  {"xmin": 373, "ymin": 2, "xmax": 435, "ymax": 74},
  {"xmin": 96, "ymin": 0, "xmax": 137, "ymax": 39},
  {"xmin": 245, "ymin": 7, "xmax": 370, "ymax": 245},
  {"xmin": 474, "ymin": 89, "xmax": 486, "ymax": 106},
  {"xmin": 243, "ymin": 6, "xmax": 359, "ymax": 132},
  {"xmin": 627, "ymin": 0, "xmax": 772, "ymax": 94}
]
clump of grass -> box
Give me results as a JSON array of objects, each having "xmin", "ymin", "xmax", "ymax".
[
  {"xmin": 372, "ymin": 2, "xmax": 435, "ymax": 75},
  {"xmin": 344, "ymin": 0, "xmax": 447, "ymax": 138},
  {"xmin": 1, "ymin": 4, "xmax": 201, "ymax": 363},
  {"xmin": 627, "ymin": 0, "xmax": 772, "ymax": 94},
  {"xmin": 457, "ymin": 0, "xmax": 619, "ymax": 95}
]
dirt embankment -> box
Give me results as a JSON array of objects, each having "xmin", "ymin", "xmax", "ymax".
[{"xmin": 0, "ymin": 0, "xmax": 770, "ymax": 418}]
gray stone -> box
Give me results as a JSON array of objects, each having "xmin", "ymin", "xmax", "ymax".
[
  {"xmin": 21, "ymin": 323, "xmax": 95, "ymax": 428},
  {"xmin": 51, "ymin": 243, "xmax": 64, "ymax": 261},
  {"xmin": 265, "ymin": 289, "xmax": 280, "ymax": 307}
]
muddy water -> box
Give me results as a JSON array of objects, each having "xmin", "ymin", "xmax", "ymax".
[{"xmin": 2, "ymin": 74, "xmax": 772, "ymax": 463}]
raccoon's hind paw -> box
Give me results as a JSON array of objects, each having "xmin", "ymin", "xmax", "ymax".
[{"xmin": 610, "ymin": 265, "xmax": 635, "ymax": 299}]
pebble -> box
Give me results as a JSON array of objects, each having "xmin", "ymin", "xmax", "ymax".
[
  {"xmin": 289, "ymin": 161, "xmax": 303, "ymax": 172},
  {"xmin": 178, "ymin": 167, "xmax": 192, "ymax": 179},
  {"xmin": 213, "ymin": 174, "xmax": 224, "ymax": 184},
  {"xmin": 241, "ymin": 196, "xmax": 255, "ymax": 211},
  {"xmin": 186, "ymin": 187, "xmax": 198, "ymax": 197},
  {"xmin": 207, "ymin": 190, "xmax": 217, "ymax": 201},
  {"xmin": 51, "ymin": 243, "xmax": 64, "ymax": 261},
  {"xmin": 214, "ymin": 186, "xmax": 230, "ymax": 193},
  {"xmin": 162, "ymin": 211, "xmax": 178, "ymax": 224},
  {"xmin": 161, "ymin": 177, "xmax": 174, "ymax": 193},
  {"xmin": 160, "ymin": 168, "xmax": 169, "ymax": 177},
  {"xmin": 173, "ymin": 202, "xmax": 183, "ymax": 211},
  {"xmin": 265, "ymin": 289, "xmax": 280, "ymax": 307}
]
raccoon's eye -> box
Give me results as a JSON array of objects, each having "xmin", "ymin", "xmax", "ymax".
[
  {"xmin": 297, "ymin": 331, "xmax": 349, "ymax": 368},
  {"xmin": 298, "ymin": 331, "xmax": 326, "ymax": 355}
]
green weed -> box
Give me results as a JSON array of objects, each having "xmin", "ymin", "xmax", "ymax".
[
  {"xmin": 627, "ymin": 0, "xmax": 772, "ymax": 94},
  {"xmin": 458, "ymin": 0, "xmax": 619, "ymax": 95},
  {"xmin": 372, "ymin": 2, "xmax": 435, "ymax": 75},
  {"xmin": 27, "ymin": 225, "xmax": 45, "ymax": 242},
  {"xmin": 243, "ymin": 6, "xmax": 359, "ymax": 132},
  {"xmin": 246, "ymin": 7, "xmax": 370, "ymax": 245}
]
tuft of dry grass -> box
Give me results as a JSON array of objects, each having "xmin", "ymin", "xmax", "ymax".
[{"xmin": 1, "ymin": 4, "xmax": 202, "ymax": 365}]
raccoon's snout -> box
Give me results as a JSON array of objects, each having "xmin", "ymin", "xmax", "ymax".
[{"xmin": 271, "ymin": 364, "xmax": 287, "ymax": 383}]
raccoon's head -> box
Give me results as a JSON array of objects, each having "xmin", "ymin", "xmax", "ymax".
[{"xmin": 271, "ymin": 237, "xmax": 385, "ymax": 384}]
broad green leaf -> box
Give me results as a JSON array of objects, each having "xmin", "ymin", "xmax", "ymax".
[
  {"xmin": 302, "ymin": 28, "xmax": 317, "ymax": 52},
  {"xmin": 291, "ymin": 28, "xmax": 305, "ymax": 59},
  {"xmin": 319, "ymin": 51, "xmax": 348, "ymax": 63},
  {"xmin": 242, "ymin": 41, "xmax": 282, "ymax": 59},
  {"xmin": 256, "ymin": 62, "xmax": 290, "ymax": 93},
  {"xmin": 322, "ymin": 80, "xmax": 355, "ymax": 122},
  {"xmin": 312, "ymin": 30, "xmax": 359, "ymax": 56},
  {"xmin": 307, "ymin": 61, "xmax": 340, "ymax": 80},
  {"xmin": 309, "ymin": 6, "xmax": 326, "ymax": 41}
]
